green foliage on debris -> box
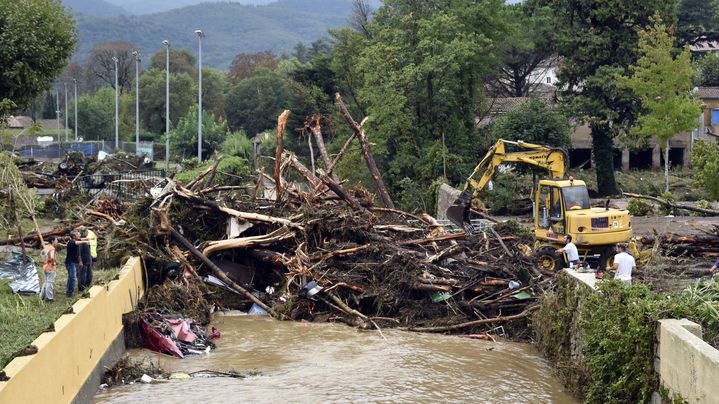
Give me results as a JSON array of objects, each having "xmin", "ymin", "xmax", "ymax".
[
  {"xmin": 627, "ymin": 198, "xmax": 654, "ymax": 216},
  {"xmin": 174, "ymin": 156, "xmax": 251, "ymax": 187},
  {"xmin": 534, "ymin": 273, "xmax": 719, "ymax": 402}
]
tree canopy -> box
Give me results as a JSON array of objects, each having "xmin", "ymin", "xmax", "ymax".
[
  {"xmin": 617, "ymin": 15, "xmax": 701, "ymax": 192},
  {"xmin": 0, "ymin": 0, "xmax": 75, "ymax": 115},
  {"xmin": 536, "ymin": 0, "xmax": 677, "ymax": 195}
]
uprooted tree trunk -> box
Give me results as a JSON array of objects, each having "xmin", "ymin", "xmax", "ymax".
[
  {"xmin": 623, "ymin": 192, "xmax": 719, "ymax": 216},
  {"xmin": 274, "ymin": 110, "xmax": 290, "ymax": 202},
  {"xmin": 335, "ymin": 93, "xmax": 395, "ymax": 209},
  {"xmin": 308, "ymin": 115, "xmax": 338, "ymax": 182}
]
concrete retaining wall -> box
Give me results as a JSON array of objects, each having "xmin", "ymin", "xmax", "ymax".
[
  {"xmin": 0, "ymin": 257, "xmax": 144, "ymax": 404},
  {"xmin": 657, "ymin": 319, "xmax": 719, "ymax": 403}
]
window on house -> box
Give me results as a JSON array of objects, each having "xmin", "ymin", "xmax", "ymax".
[
  {"xmin": 712, "ymin": 109, "xmax": 719, "ymax": 125},
  {"xmin": 546, "ymin": 77, "xmax": 551, "ymax": 83}
]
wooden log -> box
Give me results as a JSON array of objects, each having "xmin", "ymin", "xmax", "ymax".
[
  {"xmin": 489, "ymin": 226, "xmax": 513, "ymax": 257},
  {"xmin": 624, "ymin": 192, "xmax": 719, "ymax": 216},
  {"xmin": 335, "ymin": 93, "xmax": 394, "ymax": 209},
  {"xmin": 202, "ymin": 227, "xmax": 293, "ymax": 256},
  {"xmin": 282, "ymin": 151, "xmax": 323, "ymax": 190},
  {"xmin": 274, "ymin": 110, "xmax": 290, "ymax": 201},
  {"xmin": 186, "ymin": 158, "xmax": 222, "ymax": 191},
  {"xmin": 169, "ymin": 226, "xmax": 277, "ymax": 317},
  {"xmin": 318, "ymin": 169, "xmax": 364, "ymax": 211},
  {"xmin": 406, "ymin": 305, "xmax": 538, "ymax": 333},
  {"xmin": 308, "ymin": 115, "xmax": 339, "ymax": 182},
  {"xmin": 400, "ymin": 233, "xmax": 466, "ymax": 246},
  {"xmin": 411, "ymin": 283, "xmax": 452, "ymax": 293},
  {"xmin": 87, "ymin": 210, "xmax": 119, "ymax": 225},
  {"xmin": 0, "ymin": 227, "xmax": 72, "ymax": 246}
]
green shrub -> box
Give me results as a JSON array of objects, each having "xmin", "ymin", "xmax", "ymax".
[
  {"xmin": 220, "ymin": 130, "xmax": 252, "ymax": 159},
  {"xmin": 691, "ymin": 139, "xmax": 719, "ymax": 200},
  {"xmin": 627, "ymin": 198, "xmax": 654, "ymax": 216}
]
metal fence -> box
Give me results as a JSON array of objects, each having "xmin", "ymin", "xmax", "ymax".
[
  {"xmin": 15, "ymin": 141, "xmax": 156, "ymax": 161},
  {"xmin": 78, "ymin": 169, "xmax": 166, "ymax": 201}
]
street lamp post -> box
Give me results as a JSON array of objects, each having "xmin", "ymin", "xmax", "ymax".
[
  {"xmin": 195, "ymin": 29, "xmax": 204, "ymax": 161},
  {"xmin": 132, "ymin": 50, "xmax": 141, "ymax": 155},
  {"xmin": 73, "ymin": 79, "xmax": 78, "ymax": 141},
  {"xmin": 64, "ymin": 83, "xmax": 68, "ymax": 142},
  {"xmin": 112, "ymin": 56, "xmax": 119, "ymax": 150},
  {"xmin": 163, "ymin": 40, "xmax": 170, "ymax": 169},
  {"xmin": 55, "ymin": 89, "xmax": 60, "ymax": 143}
]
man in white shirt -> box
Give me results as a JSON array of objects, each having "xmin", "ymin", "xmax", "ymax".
[
  {"xmin": 556, "ymin": 235, "xmax": 580, "ymax": 269},
  {"xmin": 607, "ymin": 243, "xmax": 636, "ymax": 285}
]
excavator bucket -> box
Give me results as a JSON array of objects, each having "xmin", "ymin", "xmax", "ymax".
[{"xmin": 446, "ymin": 190, "xmax": 474, "ymax": 233}]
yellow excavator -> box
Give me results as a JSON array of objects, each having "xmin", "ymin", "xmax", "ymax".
[{"xmin": 446, "ymin": 139, "xmax": 633, "ymax": 270}]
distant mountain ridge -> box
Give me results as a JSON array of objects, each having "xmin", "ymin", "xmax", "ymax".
[
  {"xmin": 73, "ymin": 0, "xmax": 358, "ymax": 69},
  {"xmin": 104, "ymin": 0, "xmax": 277, "ymax": 15},
  {"xmin": 63, "ymin": 0, "xmax": 129, "ymax": 16}
]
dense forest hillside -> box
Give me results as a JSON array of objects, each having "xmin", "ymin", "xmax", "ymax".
[
  {"xmin": 62, "ymin": 0, "xmax": 129, "ymax": 16},
  {"xmin": 73, "ymin": 0, "xmax": 357, "ymax": 69}
]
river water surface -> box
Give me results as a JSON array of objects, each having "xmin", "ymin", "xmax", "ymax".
[{"xmin": 94, "ymin": 313, "xmax": 577, "ymax": 403}]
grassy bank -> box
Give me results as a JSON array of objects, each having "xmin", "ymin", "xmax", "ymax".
[{"xmin": 0, "ymin": 249, "xmax": 119, "ymax": 369}]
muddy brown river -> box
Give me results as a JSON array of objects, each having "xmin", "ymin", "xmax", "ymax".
[{"xmin": 94, "ymin": 313, "xmax": 577, "ymax": 403}]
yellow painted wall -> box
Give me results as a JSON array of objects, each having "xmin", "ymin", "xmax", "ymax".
[{"xmin": 0, "ymin": 257, "xmax": 144, "ymax": 404}]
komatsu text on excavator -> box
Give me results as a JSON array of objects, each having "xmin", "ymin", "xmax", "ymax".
[{"xmin": 446, "ymin": 139, "xmax": 632, "ymax": 270}]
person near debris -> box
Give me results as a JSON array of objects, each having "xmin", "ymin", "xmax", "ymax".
[
  {"xmin": 41, "ymin": 236, "xmax": 58, "ymax": 302},
  {"xmin": 78, "ymin": 227, "xmax": 93, "ymax": 291},
  {"xmin": 65, "ymin": 231, "xmax": 80, "ymax": 296},
  {"xmin": 86, "ymin": 226, "xmax": 98, "ymax": 268},
  {"xmin": 710, "ymin": 259, "xmax": 719, "ymax": 278},
  {"xmin": 556, "ymin": 235, "xmax": 580, "ymax": 268},
  {"xmin": 607, "ymin": 243, "xmax": 636, "ymax": 285}
]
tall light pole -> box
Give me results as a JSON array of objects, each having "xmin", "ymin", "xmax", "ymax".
[
  {"xmin": 132, "ymin": 50, "xmax": 141, "ymax": 155},
  {"xmin": 55, "ymin": 89, "xmax": 60, "ymax": 143},
  {"xmin": 163, "ymin": 40, "xmax": 170, "ymax": 169},
  {"xmin": 64, "ymin": 83, "xmax": 68, "ymax": 142},
  {"xmin": 112, "ymin": 56, "xmax": 119, "ymax": 150},
  {"xmin": 73, "ymin": 79, "xmax": 78, "ymax": 141},
  {"xmin": 195, "ymin": 29, "xmax": 204, "ymax": 161}
]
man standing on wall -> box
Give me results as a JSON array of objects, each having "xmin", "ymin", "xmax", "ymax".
[
  {"xmin": 607, "ymin": 243, "xmax": 636, "ymax": 285},
  {"xmin": 41, "ymin": 236, "xmax": 58, "ymax": 302},
  {"xmin": 65, "ymin": 231, "xmax": 80, "ymax": 297},
  {"xmin": 78, "ymin": 227, "xmax": 93, "ymax": 291},
  {"xmin": 556, "ymin": 235, "xmax": 580, "ymax": 269}
]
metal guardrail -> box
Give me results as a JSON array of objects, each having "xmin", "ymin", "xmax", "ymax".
[{"xmin": 78, "ymin": 169, "xmax": 166, "ymax": 201}]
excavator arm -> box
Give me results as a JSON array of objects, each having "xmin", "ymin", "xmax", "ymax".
[{"xmin": 447, "ymin": 139, "xmax": 568, "ymax": 230}]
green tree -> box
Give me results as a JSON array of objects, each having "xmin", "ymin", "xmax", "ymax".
[
  {"xmin": 228, "ymin": 51, "xmax": 279, "ymax": 85},
  {"xmin": 170, "ymin": 105, "xmax": 227, "ymax": 158},
  {"xmin": 0, "ymin": 0, "xmax": 75, "ymax": 114},
  {"xmin": 694, "ymin": 52, "xmax": 719, "ymax": 86},
  {"xmin": 677, "ymin": 0, "xmax": 719, "ymax": 45},
  {"xmin": 691, "ymin": 139, "xmax": 719, "ymax": 200},
  {"xmin": 69, "ymin": 87, "xmax": 114, "ymax": 141},
  {"xmin": 149, "ymin": 48, "xmax": 197, "ymax": 77},
  {"xmin": 225, "ymin": 73, "xmax": 291, "ymax": 135},
  {"xmin": 489, "ymin": 3, "xmax": 555, "ymax": 97},
  {"xmin": 352, "ymin": 0, "xmax": 506, "ymax": 196},
  {"xmin": 538, "ymin": 0, "xmax": 677, "ymax": 195},
  {"xmin": 220, "ymin": 130, "xmax": 252, "ymax": 160},
  {"xmin": 617, "ymin": 16, "xmax": 702, "ymax": 192},
  {"xmin": 138, "ymin": 69, "xmax": 195, "ymax": 134},
  {"xmin": 489, "ymin": 98, "xmax": 571, "ymax": 147},
  {"xmin": 201, "ymin": 67, "xmax": 228, "ymax": 117}
]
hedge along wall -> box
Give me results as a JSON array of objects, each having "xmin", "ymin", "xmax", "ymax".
[
  {"xmin": 532, "ymin": 270, "xmax": 592, "ymax": 397},
  {"xmin": 0, "ymin": 257, "xmax": 144, "ymax": 404}
]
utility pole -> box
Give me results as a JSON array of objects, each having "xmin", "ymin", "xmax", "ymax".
[
  {"xmin": 163, "ymin": 40, "xmax": 171, "ymax": 169},
  {"xmin": 132, "ymin": 50, "xmax": 141, "ymax": 155},
  {"xmin": 73, "ymin": 79, "xmax": 78, "ymax": 141},
  {"xmin": 64, "ymin": 83, "xmax": 68, "ymax": 142},
  {"xmin": 195, "ymin": 29, "xmax": 204, "ymax": 161}
]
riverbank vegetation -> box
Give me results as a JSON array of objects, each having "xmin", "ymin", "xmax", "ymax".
[{"xmin": 534, "ymin": 273, "xmax": 719, "ymax": 402}]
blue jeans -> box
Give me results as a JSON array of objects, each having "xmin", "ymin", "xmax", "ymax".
[{"xmin": 65, "ymin": 262, "xmax": 77, "ymax": 295}]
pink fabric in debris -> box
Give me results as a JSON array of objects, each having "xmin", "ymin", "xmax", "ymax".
[{"xmin": 166, "ymin": 318, "xmax": 197, "ymax": 343}]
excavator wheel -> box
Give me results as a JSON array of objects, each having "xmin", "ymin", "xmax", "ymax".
[
  {"xmin": 599, "ymin": 246, "xmax": 617, "ymax": 271},
  {"xmin": 534, "ymin": 246, "xmax": 564, "ymax": 271}
]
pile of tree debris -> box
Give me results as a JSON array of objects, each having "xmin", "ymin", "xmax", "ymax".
[{"xmin": 639, "ymin": 225, "xmax": 719, "ymax": 258}]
